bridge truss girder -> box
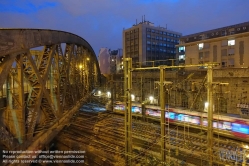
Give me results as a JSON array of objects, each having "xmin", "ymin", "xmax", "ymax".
[{"xmin": 0, "ymin": 29, "xmax": 101, "ymax": 150}]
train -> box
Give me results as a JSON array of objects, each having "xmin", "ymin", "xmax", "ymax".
[{"xmin": 109, "ymin": 101, "xmax": 249, "ymax": 142}]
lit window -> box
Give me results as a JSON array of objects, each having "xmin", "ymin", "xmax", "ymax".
[
  {"xmin": 179, "ymin": 46, "xmax": 185, "ymax": 52},
  {"xmin": 228, "ymin": 39, "xmax": 235, "ymax": 46},
  {"xmin": 179, "ymin": 55, "xmax": 185, "ymax": 60},
  {"xmin": 198, "ymin": 43, "xmax": 204, "ymax": 50}
]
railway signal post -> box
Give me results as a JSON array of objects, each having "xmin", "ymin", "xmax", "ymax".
[
  {"xmin": 207, "ymin": 64, "xmax": 213, "ymax": 166},
  {"xmin": 159, "ymin": 66, "xmax": 166, "ymax": 163},
  {"xmin": 124, "ymin": 58, "xmax": 132, "ymax": 166}
]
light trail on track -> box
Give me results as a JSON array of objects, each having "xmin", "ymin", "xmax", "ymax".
[{"xmin": 54, "ymin": 107, "xmax": 249, "ymax": 166}]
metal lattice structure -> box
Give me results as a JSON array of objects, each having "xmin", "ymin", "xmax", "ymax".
[{"xmin": 0, "ymin": 29, "xmax": 101, "ymax": 151}]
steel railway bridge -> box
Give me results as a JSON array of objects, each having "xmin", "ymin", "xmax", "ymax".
[
  {"xmin": 2, "ymin": 29, "xmax": 249, "ymax": 166},
  {"xmin": 0, "ymin": 29, "xmax": 101, "ymax": 157}
]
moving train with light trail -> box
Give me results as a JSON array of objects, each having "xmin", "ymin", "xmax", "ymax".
[{"xmin": 110, "ymin": 102, "xmax": 249, "ymax": 142}]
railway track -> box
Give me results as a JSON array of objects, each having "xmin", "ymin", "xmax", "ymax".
[{"xmin": 54, "ymin": 107, "xmax": 249, "ymax": 166}]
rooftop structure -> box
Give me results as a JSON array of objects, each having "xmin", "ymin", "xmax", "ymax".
[{"xmin": 123, "ymin": 18, "xmax": 182, "ymax": 67}]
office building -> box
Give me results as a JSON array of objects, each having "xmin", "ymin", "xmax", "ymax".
[{"xmin": 123, "ymin": 19, "xmax": 182, "ymax": 67}]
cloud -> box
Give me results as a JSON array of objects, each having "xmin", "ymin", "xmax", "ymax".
[
  {"xmin": 0, "ymin": 0, "xmax": 248, "ymax": 55},
  {"xmin": 0, "ymin": 0, "xmax": 57, "ymax": 13}
]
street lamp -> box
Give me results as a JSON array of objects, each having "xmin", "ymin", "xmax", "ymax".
[
  {"xmin": 149, "ymin": 96, "xmax": 154, "ymax": 104},
  {"xmin": 107, "ymin": 91, "xmax": 111, "ymax": 98},
  {"xmin": 131, "ymin": 94, "xmax": 135, "ymax": 101},
  {"xmin": 79, "ymin": 64, "xmax": 84, "ymax": 95},
  {"xmin": 204, "ymin": 102, "xmax": 209, "ymax": 112}
]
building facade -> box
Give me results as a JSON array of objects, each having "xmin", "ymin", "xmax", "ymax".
[
  {"xmin": 110, "ymin": 49, "xmax": 123, "ymax": 74},
  {"xmin": 98, "ymin": 48, "xmax": 110, "ymax": 76},
  {"xmin": 177, "ymin": 22, "xmax": 249, "ymax": 68},
  {"xmin": 98, "ymin": 48, "xmax": 123, "ymax": 75},
  {"xmin": 123, "ymin": 20, "xmax": 182, "ymax": 67}
]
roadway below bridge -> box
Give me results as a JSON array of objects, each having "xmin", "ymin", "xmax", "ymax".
[{"xmin": 48, "ymin": 103, "xmax": 249, "ymax": 166}]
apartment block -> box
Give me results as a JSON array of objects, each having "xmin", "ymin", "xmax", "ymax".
[
  {"xmin": 123, "ymin": 19, "xmax": 182, "ymax": 67},
  {"xmin": 177, "ymin": 22, "xmax": 249, "ymax": 68}
]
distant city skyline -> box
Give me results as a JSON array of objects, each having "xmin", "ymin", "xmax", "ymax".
[{"xmin": 0, "ymin": 0, "xmax": 248, "ymax": 55}]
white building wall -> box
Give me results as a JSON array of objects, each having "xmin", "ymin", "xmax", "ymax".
[{"xmin": 98, "ymin": 48, "xmax": 110, "ymax": 75}]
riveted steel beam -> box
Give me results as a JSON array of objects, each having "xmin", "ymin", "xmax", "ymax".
[{"xmin": 0, "ymin": 29, "xmax": 101, "ymax": 150}]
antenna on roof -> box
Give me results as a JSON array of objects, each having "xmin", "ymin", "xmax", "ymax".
[
  {"xmin": 144, "ymin": 15, "xmax": 146, "ymax": 22},
  {"xmin": 142, "ymin": 15, "xmax": 143, "ymax": 22}
]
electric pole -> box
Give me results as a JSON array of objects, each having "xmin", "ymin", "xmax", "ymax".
[
  {"xmin": 207, "ymin": 64, "xmax": 213, "ymax": 166},
  {"xmin": 124, "ymin": 58, "xmax": 132, "ymax": 165},
  {"xmin": 160, "ymin": 66, "xmax": 166, "ymax": 164}
]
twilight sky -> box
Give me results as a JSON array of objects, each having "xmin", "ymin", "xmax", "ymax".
[{"xmin": 0, "ymin": 0, "xmax": 248, "ymax": 55}]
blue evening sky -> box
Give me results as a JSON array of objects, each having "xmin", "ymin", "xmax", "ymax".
[{"xmin": 0, "ymin": 0, "xmax": 248, "ymax": 55}]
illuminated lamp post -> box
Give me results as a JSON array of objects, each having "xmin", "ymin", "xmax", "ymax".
[
  {"xmin": 79, "ymin": 64, "xmax": 83, "ymax": 86},
  {"xmin": 149, "ymin": 96, "xmax": 154, "ymax": 104},
  {"xmin": 107, "ymin": 91, "xmax": 111, "ymax": 98},
  {"xmin": 86, "ymin": 57, "xmax": 90, "ymax": 93}
]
